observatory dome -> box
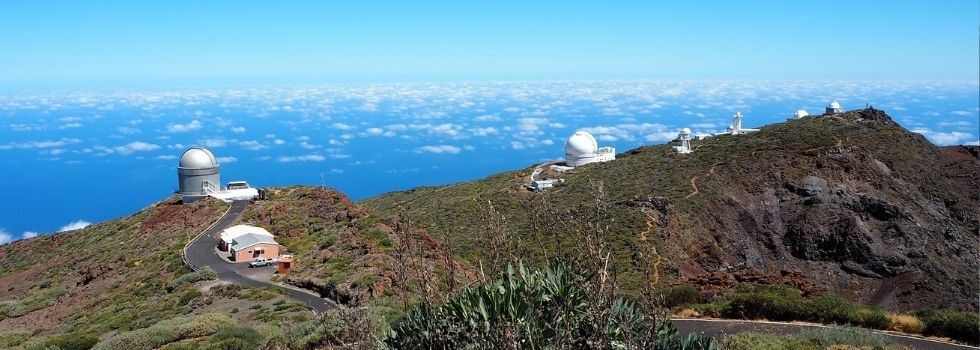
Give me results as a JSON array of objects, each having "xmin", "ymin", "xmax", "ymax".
[
  {"xmin": 565, "ymin": 131, "xmax": 599, "ymax": 157},
  {"xmin": 179, "ymin": 147, "xmax": 219, "ymax": 169},
  {"xmin": 680, "ymin": 127, "xmax": 692, "ymax": 136},
  {"xmin": 828, "ymin": 101, "xmax": 841, "ymax": 109}
]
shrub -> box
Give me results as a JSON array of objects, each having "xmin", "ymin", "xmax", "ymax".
[
  {"xmin": 204, "ymin": 327, "xmax": 264, "ymax": 350},
  {"xmin": 381, "ymin": 261, "xmax": 717, "ymax": 349},
  {"xmin": 0, "ymin": 286, "xmax": 67, "ymax": 320},
  {"xmin": 852, "ymin": 308, "xmax": 891, "ymax": 330},
  {"xmin": 725, "ymin": 327, "xmax": 906, "ymax": 350},
  {"xmin": 805, "ymin": 293, "xmax": 858, "ymax": 325},
  {"xmin": 691, "ymin": 303, "xmax": 726, "ymax": 318},
  {"xmin": 166, "ymin": 267, "xmax": 217, "ymax": 292},
  {"xmin": 658, "ymin": 284, "xmax": 700, "ymax": 308},
  {"xmin": 92, "ymin": 312, "xmax": 235, "ymax": 350},
  {"xmin": 914, "ymin": 309, "xmax": 980, "ymax": 344},
  {"xmin": 43, "ymin": 332, "xmax": 100, "ymax": 350},
  {"xmin": 723, "ymin": 284, "xmax": 806, "ymax": 321},
  {"xmin": 887, "ymin": 314, "xmax": 925, "ymax": 334}
]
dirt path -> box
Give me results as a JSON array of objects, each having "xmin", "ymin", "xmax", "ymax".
[
  {"xmin": 685, "ymin": 163, "xmax": 720, "ymax": 199},
  {"xmin": 637, "ymin": 208, "xmax": 668, "ymax": 283}
]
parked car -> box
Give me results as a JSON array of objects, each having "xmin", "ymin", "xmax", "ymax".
[{"xmin": 249, "ymin": 257, "xmax": 277, "ymax": 268}]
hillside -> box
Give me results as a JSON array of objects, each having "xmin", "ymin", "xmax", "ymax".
[
  {"xmin": 0, "ymin": 188, "xmax": 470, "ymax": 348},
  {"xmin": 361, "ymin": 108, "xmax": 980, "ymax": 312}
]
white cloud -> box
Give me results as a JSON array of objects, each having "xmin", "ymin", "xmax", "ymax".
[
  {"xmin": 470, "ymin": 127, "xmax": 498, "ymax": 136},
  {"xmin": 167, "ymin": 120, "xmax": 202, "ymax": 133},
  {"xmin": 117, "ymin": 126, "xmax": 141, "ymax": 135},
  {"xmin": 365, "ymin": 127, "xmax": 384, "ymax": 136},
  {"xmin": 217, "ymin": 156, "xmax": 237, "ymax": 163},
  {"xmin": 114, "ymin": 141, "xmax": 160, "ymax": 155},
  {"xmin": 951, "ymin": 111, "xmax": 972, "ymax": 116},
  {"xmin": 59, "ymin": 123, "xmax": 82, "ymax": 129},
  {"xmin": 415, "ymin": 145, "xmax": 461, "ymax": 154},
  {"xmin": 238, "ymin": 140, "xmax": 267, "ymax": 150},
  {"xmin": 510, "ymin": 141, "xmax": 526, "ymax": 150},
  {"xmin": 475, "ymin": 114, "xmax": 501, "ymax": 122},
  {"xmin": 155, "ymin": 155, "xmax": 177, "ymax": 160},
  {"xmin": 59, "ymin": 220, "xmax": 91, "ymax": 232},
  {"xmin": 911, "ymin": 128, "xmax": 977, "ymax": 146},
  {"xmin": 198, "ymin": 138, "xmax": 228, "ymax": 148},
  {"xmin": 21, "ymin": 231, "xmax": 38, "ymax": 239},
  {"xmin": 273, "ymin": 139, "xmax": 285, "ymax": 145},
  {"xmin": 331, "ymin": 123, "xmax": 354, "ymax": 130},
  {"xmin": 230, "ymin": 126, "xmax": 246, "ymax": 133},
  {"xmin": 0, "ymin": 228, "xmax": 11, "ymax": 244},
  {"xmin": 0, "ymin": 138, "xmax": 81, "ymax": 150},
  {"xmin": 277, "ymin": 154, "xmax": 326, "ymax": 162},
  {"xmin": 9, "ymin": 123, "xmax": 42, "ymax": 132}
]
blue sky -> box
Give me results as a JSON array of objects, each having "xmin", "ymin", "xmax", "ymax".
[
  {"xmin": 1, "ymin": 1, "xmax": 978, "ymax": 84},
  {"xmin": 0, "ymin": 2, "xmax": 978, "ymax": 242}
]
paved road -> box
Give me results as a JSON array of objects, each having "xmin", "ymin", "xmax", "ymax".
[
  {"xmin": 671, "ymin": 318, "xmax": 978, "ymax": 350},
  {"xmin": 185, "ymin": 200, "xmax": 334, "ymax": 313}
]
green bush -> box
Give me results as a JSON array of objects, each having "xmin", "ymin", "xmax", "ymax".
[
  {"xmin": 204, "ymin": 327, "xmax": 264, "ymax": 350},
  {"xmin": 914, "ymin": 309, "xmax": 980, "ymax": 344},
  {"xmin": 381, "ymin": 261, "xmax": 717, "ymax": 349},
  {"xmin": 723, "ymin": 284, "xmax": 806, "ymax": 321},
  {"xmin": 691, "ymin": 302, "xmax": 726, "ymax": 318},
  {"xmin": 0, "ymin": 286, "xmax": 67, "ymax": 320},
  {"xmin": 658, "ymin": 284, "xmax": 700, "ymax": 308},
  {"xmin": 42, "ymin": 332, "xmax": 100, "ymax": 350},
  {"xmin": 166, "ymin": 267, "xmax": 217, "ymax": 292},
  {"xmin": 92, "ymin": 312, "xmax": 235, "ymax": 350},
  {"xmin": 726, "ymin": 327, "xmax": 903, "ymax": 350},
  {"xmin": 805, "ymin": 293, "xmax": 858, "ymax": 325},
  {"xmin": 853, "ymin": 308, "xmax": 891, "ymax": 330}
]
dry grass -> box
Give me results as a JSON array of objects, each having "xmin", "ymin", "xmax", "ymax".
[
  {"xmin": 674, "ymin": 308, "xmax": 700, "ymax": 318},
  {"xmin": 887, "ymin": 313, "xmax": 925, "ymax": 334}
]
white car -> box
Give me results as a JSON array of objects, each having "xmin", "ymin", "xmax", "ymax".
[{"xmin": 248, "ymin": 257, "xmax": 277, "ymax": 268}]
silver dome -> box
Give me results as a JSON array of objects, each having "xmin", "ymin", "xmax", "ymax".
[
  {"xmin": 179, "ymin": 147, "xmax": 219, "ymax": 169},
  {"xmin": 564, "ymin": 131, "xmax": 599, "ymax": 157}
]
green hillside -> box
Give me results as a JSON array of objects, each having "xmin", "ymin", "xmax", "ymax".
[{"xmin": 361, "ymin": 108, "xmax": 979, "ymax": 312}]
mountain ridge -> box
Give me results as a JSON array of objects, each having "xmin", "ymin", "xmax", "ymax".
[{"xmin": 361, "ymin": 108, "xmax": 979, "ymax": 312}]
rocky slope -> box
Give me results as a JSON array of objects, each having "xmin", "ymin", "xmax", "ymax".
[
  {"xmin": 0, "ymin": 188, "xmax": 470, "ymax": 347},
  {"xmin": 362, "ymin": 108, "xmax": 979, "ymax": 312}
]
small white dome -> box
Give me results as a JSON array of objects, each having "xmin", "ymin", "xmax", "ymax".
[
  {"xmin": 179, "ymin": 147, "xmax": 219, "ymax": 169},
  {"xmin": 828, "ymin": 101, "xmax": 841, "ymax": 109},
  {"xmin": 680, "ymin": 128, "xmax": 692, "ymax": 135},
  {"xmin": 795, "ymin": 110, "xmax": 809, "ymax": 118},
  {"xmin": 565, "ymin": 131, "xmax": 599, "ymax": 157}
]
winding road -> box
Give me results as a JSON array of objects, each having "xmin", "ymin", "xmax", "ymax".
[
  {"xmin": 671, "ymin": 318, "xmax": 978, "ymax": 350},
  {"xmin": 184, "ymin": 200, "xmax": 334, "ymax": 313}
]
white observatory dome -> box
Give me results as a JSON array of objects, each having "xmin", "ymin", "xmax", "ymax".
[
  {"xmin": 179, "ymin": 147, "xmax": 219, "ymax": 169},
  {"xmin": 565, "ymin": 131, "xmax": 599, "ymax": 157},
  {"xmin": 828, "ymin": 101, "xmax": 841, "ymax": 109},
  {"xmin": 680, "ymin": 127, "xmax": 692, "ymax": 135}
]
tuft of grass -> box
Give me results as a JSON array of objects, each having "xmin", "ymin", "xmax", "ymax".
[
  {"xmin": 0, "ymin": 286, "xmax": 67, "ymax": 320},
  {"xmin": 91, "ymin": 312, "xmax": 235, "ymax": 350},
  {"xmin": 725, "ymin": 327, "xmax": 909, "ymax": 350},
  {"xmin": 166, "ymin": 267, "xmax": 217, "ymax": 292},
  {"xmin": 887, "ymin": 314, "xmax": 925, "ymax": 334}
]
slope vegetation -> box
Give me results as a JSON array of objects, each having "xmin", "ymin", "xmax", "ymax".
[{"xmin": 362, "ymin": 108, "xmax": 979, "ymax": 312}]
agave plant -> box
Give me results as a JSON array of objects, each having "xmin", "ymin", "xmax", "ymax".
[{"xmin": 379, "ymin": 260, "xmax": 716, "ymax": 349}]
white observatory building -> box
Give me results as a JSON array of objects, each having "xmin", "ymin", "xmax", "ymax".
[
  {"xmin": 564, "ymin": 131, "xmax": 615, "ymax": 167},
  {"xmin": 671, "ymin": 128, "xmax": 693, "ymax": 154},
  {"xmin": 178, "ymin": 147, "xmax": 221, "ymax": 203},
  {"xmin": 726, "ymin": 112, "xmax": 760, "ymax": 135},
  {"xmin": 788, "ymin": 109, "xmax": 810, "ymax": 120},
  {"xmin": 826, "ymin": 101, "xmax": 843, "ymax": 114},
  {"xmin": 177, "ymin": 147, "xmax": 259, "ymax": 203}
]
